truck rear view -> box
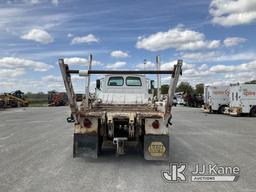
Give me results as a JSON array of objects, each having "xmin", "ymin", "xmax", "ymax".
[
  {"xmin": 203, "ymin": 85, "xmax": 229, "ymax": 114},
  {"xmin": 229, "ymin": 83, "xmax": 256, "ymax": 116},
  {"xmin": 59, "ymin": 56, "xmax": 182, "ymax": 160}
]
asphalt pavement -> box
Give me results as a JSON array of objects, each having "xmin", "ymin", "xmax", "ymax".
[{"xmin": 0, "ymin": 106, "xmax": 255, "ymax": 192}]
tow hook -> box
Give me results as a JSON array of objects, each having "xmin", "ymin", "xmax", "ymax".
[
  {"xmin": 166, "ymin": 115, "xmax": 172, "ymax": 127},
  {"xmin": 67, "ymin": 113, "xmax": 75, "ymax": 123}
]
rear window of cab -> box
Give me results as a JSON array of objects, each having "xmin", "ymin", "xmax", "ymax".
[
  {"xmin": 108, "ymin": 76, "xmax": 124, "ymax": 86},
  {"xmin": 126, "ymin": 77, "xmax": 142, "ymax": 86},
  {"xmin": 108, "ymin": 76, "xmax": 142, "ymax": 86}
]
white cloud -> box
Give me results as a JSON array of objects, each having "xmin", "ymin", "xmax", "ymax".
[
  {"xmin": 162, "ymin": 59, "xmax": 256, "ymax": 86},
  {"xmin": 223, "ymin": 37, "xmax": 247, "ymax": 47},
  {"xmin": 224, "ymin": 71, "xmax": 255, "ymax": 79},
  {"xmin": 22, "ymin": 0, "xmax": 59, "ymax": 5},
  {"xmin": 0, "ymin": 68, "xmax": 25, "ymax": 78},
  {"xmin": 209, "ymin": 64, "xmax": 235, "ymax": 73},
  {"xmin": 136, "ymin": 26, "xmax": 220, "ymax": 51},
  {"xmin": 223, "ymin": 71, "xmax": 256, "ymax": 85},
  {"xmin": 42, "ymin": 75, "xmax": 84, "ymax": 82},
  {"xmin": 161, "ymin": 60, "xmax": 194, "ymax": 70},
  {"xmin": 63, "ymin": 57, "xmax": 102, "ymax": 66},
  {"xmin": 136, "ymin": 61, "xmax": 155, "ymax": 69},
  {"xmin": 42, "ymin": 75, "xmax": 62, "ymax": 82},
  {"xmin": 209, "ymin": 60, "xmax": 256, "ymax": 73},
  {"xmin": 199, "ymin": 64, "xmax": 209, "ymax": 71},
  {"xmin": 21, "ymin": 28, "xmax": 54, "ymax": 44},
  {"xmin": 110, "ymin": 50, "xmax": 129, "ymax": 58},
  {"xmin": 181, "ymin": 51, "xmax": 256, "ymax": 62},
  {"xmin": 64, "ymin": 57, "xmax": 87, "ymax": 65},
  {"xmin": 0, "ymin": 78, "xmax": 63, "ymax": 93},
  {"xmin": 106, "ymin": 61, "xmax": 126, "ymax": 69},
  {"xmin": 24, "ymin": 0, "xmax": 40, "ymax": 4},
  {"xmin": 0, "ymin": 57, "xmax": 53, "ymax": 72},
  {"xmin": 51, "ymin": 0, "xmax": 58, "ymax": 6},
  {"xmin": 183, "ymin": 68, "xmax": 213, "ymax": 77},
  {"xmin": 0, "ymin": 73, "xmax": 87, "ymax": 93},
  {"xmin": 71, "ymin": 34, "xmax": 99, "ymax": 44},
  {"xmin": 209, "ymin": 0, "xmax": 256, "ymax": 26},
  {"xmin": 40, "ymin": 75, "xmax": 87, "ymax": 92}
]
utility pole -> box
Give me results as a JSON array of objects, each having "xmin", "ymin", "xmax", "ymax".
[
  {"xmin": 144, "ymin": 59, "xmax": 147, "ymax": 70},
  {"xmin": 156, "ymin": 56, "xmax": 161, "ymax": 101},
  {"xmin": 85, "ymin": 53, "xmax": 92, "ymax": 108}
]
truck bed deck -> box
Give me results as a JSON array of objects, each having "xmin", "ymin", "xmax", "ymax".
[{"xmin": 79, "ymin": 104, "xmax": 164, "ymax": 118}]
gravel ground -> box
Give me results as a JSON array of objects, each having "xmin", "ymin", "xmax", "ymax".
[{"xmin": 0, "ymin": 106, "xmax": 255, "ymax": 192}]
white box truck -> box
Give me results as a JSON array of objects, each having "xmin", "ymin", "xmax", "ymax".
[
  {"xmin": 203, "ymin": 85, "xmax": 229, "ymax": 114},
  {"xmin": 229, "ymin": 83, "xmax": 256, "ymax": 116}
]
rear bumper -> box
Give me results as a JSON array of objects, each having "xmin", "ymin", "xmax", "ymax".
[
  {"xmin": 224, "ymin": 107, "xmax": 230, "ymax": 114},
  {"xmin": 229, "ymin": 107, "xmax": 242, "ymax": 116},
  {"xmin": 144, "ymin": 135, "xmax": 169, "ymax": 160},
  {"xmin": 202, "ymin": 104, "xmax": 211, "ymax": 112}
]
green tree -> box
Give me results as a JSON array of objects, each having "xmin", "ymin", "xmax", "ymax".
[
  {"xmin": 245, "ymin": 80, "xmax": 256, "ymax": 84},
  {"xmin": 195, "ymin": 83, "xmax": 204, "ymax": 95},
  {"xmin": 161, "ymin": 84, "xmax": 169, "ymax": 94},
  {"xmin": 176, "ymin": 82, "xmax": 194, "ymax": 95}
]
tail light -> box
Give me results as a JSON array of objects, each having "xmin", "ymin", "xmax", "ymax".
[
  {"xmin": 152, "ymin": 120, "xmax": 160, "ymax": 129},
  {"xmin": 83, "ymin": 118, "xmax": 92, "ymax": 128}
]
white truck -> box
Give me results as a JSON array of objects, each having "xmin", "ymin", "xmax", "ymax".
[
  {"xmin": 203, "ymin": 85, "xmax": 229, "ymax": 114},
  {"xmin": 229, "ymin": 83, "xmax": 256, "ymax": 116},
  {"xmin": 59, "ymin": 56, "xmax": 182, "ymax": 160}
]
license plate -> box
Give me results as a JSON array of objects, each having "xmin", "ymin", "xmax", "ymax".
[{"xmin": 148, "ymin": 141, "xmax": 166, "ymax": 157}]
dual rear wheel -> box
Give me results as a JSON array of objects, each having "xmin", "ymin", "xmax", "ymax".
[{"xmin": 250, "ymin": 106, "xmax": 256, "ymax": 117}]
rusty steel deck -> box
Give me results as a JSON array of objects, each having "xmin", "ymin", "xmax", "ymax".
[{"xmin": 79, "ymin": 104, "xmax": 164, "ymax": 118}]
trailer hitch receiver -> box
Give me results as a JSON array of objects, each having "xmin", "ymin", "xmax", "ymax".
[{"xmin": 113, "ymin": 137, "xmax": 127, "ymax": 156}]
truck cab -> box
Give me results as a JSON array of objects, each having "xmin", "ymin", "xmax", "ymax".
[{"xmin": 95, "ymin": 75, "xmax": 151, "ymax": 105}]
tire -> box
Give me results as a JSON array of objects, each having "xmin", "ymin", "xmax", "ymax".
[
  {"xmin": 73, "ymin": 140, "xmax": 78, "ymax": 158},
  {"xmin": 218, "ymin": 105, "xmax": 226, "ymax": 114},
  {"xmin": 98, "ymin": 135, "xmax": 103, "ymax": 155},
  {"xmin": 250, "ymin": 106, "xmax": 256, "ymax": 117}
]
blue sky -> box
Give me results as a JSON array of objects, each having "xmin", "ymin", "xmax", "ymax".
[{"xmin": 0, "ymin": 0, "xmax": 256, "ymax": 93}]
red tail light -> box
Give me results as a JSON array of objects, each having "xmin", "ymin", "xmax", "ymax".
[
  {"xmin": 83, "ymin": 118, "xmax": 92, "ymax": 128},
  {"xmin": 152, "ymin": 120, "xmax": 160, "ymax": 129}
]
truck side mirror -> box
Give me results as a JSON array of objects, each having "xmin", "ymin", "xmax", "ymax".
[
  {"xmin": 96, "ymin": 79, "xmax": 101, "ymax": 89},
  {"xmin": 150, "ymin": 80, "xmax": 154, "ymax": 89}
]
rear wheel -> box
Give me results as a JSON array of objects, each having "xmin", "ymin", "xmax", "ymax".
[
  {"xmin": 250, "ymin": 106, "xmax": 256, "ymax": 117},
  {"xmin": 218, "ymin": 105, "xmax": 226, "ymax": 114}
]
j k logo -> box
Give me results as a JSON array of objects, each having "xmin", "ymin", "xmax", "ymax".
[{"xmin": 162, "ymin": 163, "xmax": 187, "ymax": 182}]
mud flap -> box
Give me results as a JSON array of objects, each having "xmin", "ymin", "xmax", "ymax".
[
  {"xmin": 73, "ymin": 133, "xmax": 98, "ymax": 159},
  {"xmin": 144, "ymin": 135, "xmax": 169, "ymax": 160}
]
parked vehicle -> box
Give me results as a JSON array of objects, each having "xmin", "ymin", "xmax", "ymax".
[
  {"xmin": 173, "ymin": 96, "xmax": 177, "ymax": 106},
  {"xmin": 0, "ymin": 98, "xmax": 4, "ymax": 109},
  {"xmin": 176, "ymin": 95, "xmax": 185, "ymax": 105},
  {"xmin": 186, "ymin": 94, "xmax": 204, "ymax": 108},
  {"xmin": 0, "ymin": 90, "xmax": 29, "ymax": 108},
  {"xmin": 48, "ymin": 91, "xmax": 68, "ymax": 106},
  {"xmin": 59, "ymin": 56, "xmax": 182, "ymax": 160},
  {"xmin": 203, "ymin": 85, "xmax": 229, "ymax": 114},
  {"xmin": 229, "ymin": 83, "xmax": 256, "ymax": 116}
]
